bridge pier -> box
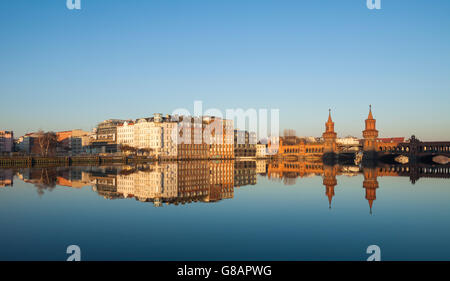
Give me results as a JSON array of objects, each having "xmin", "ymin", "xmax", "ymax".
[{"xmin": 362, "ymin": 150, "xmax": 378, "ymax": 164}]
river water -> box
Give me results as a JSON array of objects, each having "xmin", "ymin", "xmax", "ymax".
[{"xmin": 0, "ymin": 160, "xmax": 449, "ymax": 261}]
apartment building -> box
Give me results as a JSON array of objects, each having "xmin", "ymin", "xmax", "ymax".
[
  {"xmin": 91, "ymin": 119, "xmax": 126, "ymax": 153},
  {"xmin": 116, "ymin": 114, "xmax": 178, "ymax": 157},
  {"xmin": 256, "ymin": 144, "xmax": 267, "ymax": 158},
  {"xmin": 203, "ymin": 116, "xmax": 234, "ymax": 159},
  {"xmin": 116, "ymin": 113, "xmax": 234, "ymax": 159},
  {"xmin": 0, "ymin": 131, "xmax": 14, "ymax": 154},
  {"xmin": 234, "ymin": 130, "xmax": 256, "ymax": 157},
  {"xmin": 176, "ymin": 116, "xmax": 208, "ymax": 159},
  {"xmin": 117, "ymin": 121, "xmax": 135, "ymax": 146},
  {"xmin": 56, "ymin": 129, "xmax": 90, "ymax": 155}
]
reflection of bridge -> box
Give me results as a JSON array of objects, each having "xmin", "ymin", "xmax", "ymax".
[
  {"xmin": 268, "ymin": 159, "xmax": 450, "ymax": 184},
  {"xmin": 268, "ymin": 159, "xmax": 450, "ymax": 214},
  {"xmin": 377, "ymin": 163, "xmax": 450, "ymax": 184}
]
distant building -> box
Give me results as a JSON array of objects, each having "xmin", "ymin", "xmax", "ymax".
[
  {"xmin": 56, "ymin": 129, "xmax": 90, "ymax": 155},
  {"xmin": 135, "ymin": 114, "xmax": 178, "ymax": 157},
  {"xmin": 176, "ymin": 116, "xmax": 209, "ymax": 159},
  {"xmin": 116, "ymin": 114, "xmax": 178, "ymax": 157},
  {"xmin": 278, "ymin": 136, "xmax": 325, "ymax": 158},
  {"xmin": 14, "ymin": 133, "xmax": 39, "ymax": 154},
  {"xmin": 117, "ymin": 121, "xmax": 135, "ymax": 147},
  {"xmin": 203, "ymin": 116, "xmax": 234, "ymax": 159},
  {"xmin": 256, "ymin": 144, "xmax": 267, "ymax": 158},
  {"xmin": 234, "ymin": 130, "xmax": 256, "ymax": 157},
  {"xmin": 336, "ymin": 136, "xmax": 360, "ymax": 146},
  {"xmin": 99, "ymin": 114, "xmax": 235, "ymax": 158},
  {"xmin": 91, "ymin": 119, "xmax": 126, "ymax": 153},
  {"xmin": 0, "ymin": 130, "xmax": 13, "ymax": 154}
]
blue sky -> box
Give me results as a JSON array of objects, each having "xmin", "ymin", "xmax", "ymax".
[{"xmin": 1, "ymin": 0, "xmax": 449, "ymax": 140}]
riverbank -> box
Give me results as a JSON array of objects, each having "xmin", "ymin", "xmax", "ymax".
[{"xmin": 0, "ymin": 155, "xmax": 272, "ymax": 168}]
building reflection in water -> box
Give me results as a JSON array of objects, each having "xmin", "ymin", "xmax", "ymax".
[{"xmin": 4, "ymin": 159, "xmax": 450, "ymax": 211}]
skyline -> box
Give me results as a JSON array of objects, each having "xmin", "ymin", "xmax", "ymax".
[{"xmin": 1, "ymin": 1, "xmax": 450, "ymax": 140}]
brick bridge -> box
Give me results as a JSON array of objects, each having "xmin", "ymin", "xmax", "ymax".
[{"xmin": 378, "ymin": 135, "xmax": 450, "ymax": 162}]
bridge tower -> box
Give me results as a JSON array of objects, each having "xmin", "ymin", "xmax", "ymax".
[
  {"xmin": 362, "ymin": 105, "xmax": 379, "ymax": 160},
  {"xmin": 323, "ymin": 164, "xmax": 338, "ymax": 209},
  {"xmin": 322, "ymin": 109, "xmax": 337, "ymax": 159},
  {"xmin": 363, "ymin": 167, "xmax": 379, "ymax": 214}
]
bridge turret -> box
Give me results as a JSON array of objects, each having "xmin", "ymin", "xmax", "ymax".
[
  {"xmin": 363, "ymin": 105, "xmax": 379, "ymax": 154},
  {"xmin": 322, "ymin": 109, "xmax": 337, "ymax": 154}
]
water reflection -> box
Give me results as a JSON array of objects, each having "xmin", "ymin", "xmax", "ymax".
[{"xmin": 2, "ymin": 160, "xmax": 450, "ymax": 211}]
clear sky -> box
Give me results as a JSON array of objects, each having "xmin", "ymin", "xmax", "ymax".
[{"xmin": 1, "ymin": 0, "xmax": 449, "ymax": 140}]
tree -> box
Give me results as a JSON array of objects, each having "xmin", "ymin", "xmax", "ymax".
[
  {"xmin": 34, "ymin": 131, "xmax": 57, "ymax": 157},
  {"xmin": 119, "ymin": 144, "xmax": 137, "ymax": 155},
  {"xmin": 138, "ymin": 147, "xmax": 153, "ymax": 156}
]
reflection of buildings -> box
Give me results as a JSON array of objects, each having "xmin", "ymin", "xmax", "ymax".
[
  {"xmin": 91, "ymin": 161, "xmax": 235, "ymax": 206},
  {"xmin": 323, "ymin": 165, "xmax": 338, "ymax": 208},
  {"xmin": 234, "ymin": 161, "xmax": 256, "ymax": 187},
  {"xmin": 363, "ymin": 167, "xmax": 379, "ymax": 214},
  {"xmin": 268, "ymin": 160, "xmax": 324, "ymax": 185},
  {"xmin": 256, "ymin": 160, "xmax": 267, "ymax": 174},
  {"xmin": 7, "ymin": 159, "xmax": 450, "ymax": 211},
  {"xmin": 116, "ymin": 163, "xmax": 178, "ymax": 206},
  {"xmin": 178, "ymin": 161, "xmax": 209, "ymax": 203},
  {"xmin": 207, "ymin": 160, "xmax": 234, "ymax": 202},
  {"xmin": 56, "ymin": 167, "xmax": 92, "ymax": 188},
  {"xmin": 90, "ymin": 167, "xmax": 122, "ymax": 199},
  {"xmin": 0, "ymin": 169, "xmax": 13, "ymax": 187}
]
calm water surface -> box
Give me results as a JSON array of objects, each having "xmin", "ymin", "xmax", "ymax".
[{"xmin": 0, "ymin": 160, "xmax": 449, "ymax": 261}]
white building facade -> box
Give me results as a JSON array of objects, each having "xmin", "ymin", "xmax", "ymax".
[
  {"xmin": 116, "ymin": 114, "xmax": 178, "ymax": 157},
  {"xmin": 256, "ymin": 144, "xmax": 267, "ymax": 158}
]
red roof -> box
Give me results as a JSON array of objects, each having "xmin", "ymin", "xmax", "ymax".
[{"xmin": 377, "ymin": 137, "xmax": 405, "ymax": 143}]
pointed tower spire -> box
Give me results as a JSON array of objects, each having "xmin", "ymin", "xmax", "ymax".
[
  {"xmin": 368, "ymin": 104, "xmax": 373, "ymax": 120},
  {"xmin": 328, "ymin": 108, "xmax": 332, "ymax": 123}
]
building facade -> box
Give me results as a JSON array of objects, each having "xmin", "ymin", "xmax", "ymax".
[
  {"xmin": 256, "ymin": 144, "xmax": 267, "ymax": 158},
  {"xmin": 0, "ymin": 131, "xmax": 13, "ymax": 154},
  {"xmin": 91, "ymin": 119, "xmax": 126, "ymax": 154},
  {"xmin": 56, "ymin": 129, "xmax": 90, "ymax": 155},
  {"xmin": 203, "ymin": 116, "xmax": 234, "ymax": 159},
  {"xmin": 234, "ymin": 130, "xmax": 257, "ymax": 157}
]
